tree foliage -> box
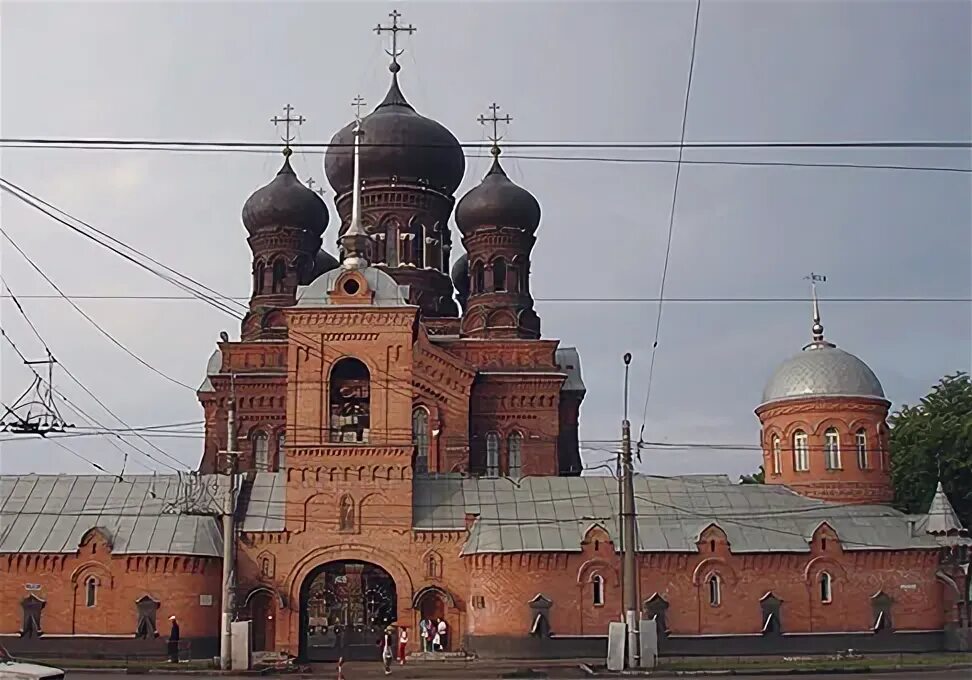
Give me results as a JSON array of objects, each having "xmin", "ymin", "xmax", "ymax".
[
  {"xmin": 889, "ymin": 372, "xmax": 972, "ymax": 527},
  {"xmin": 739, "ymin": 465, "xmax": 765, "ymax": 485}
]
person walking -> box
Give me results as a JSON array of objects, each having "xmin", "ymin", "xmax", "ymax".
[
  {"xmin": 397, "ymin": 626, "xmax": 408, "ymax": 665},
  {"xmin": 381, "ymin": 626, "xmax": 394, "ymax": 675},
  {"xmin": 436, "ymin": 618, "xmax": 447, "ymax": 652},
  {"xmin": 167, "ymin": 615, "xmax": 180, "ymax": 663},
  {"xmin": 419, "ymin": 616, "xmax": 430, "ymax": 652}
]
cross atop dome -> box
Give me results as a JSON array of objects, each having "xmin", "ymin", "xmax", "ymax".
[
  {"xmin": 374, "ymin": 9, "xmax": 416, "ymax": 73},
  {"xmin": 271, "ymin": 103, "xmax": 306, "ymax": 157},
  {"xmin": 803, "ymin": 272, "xmax": 834, "ymax": 349},
  {"xmin": 478, "ymin": 102, "xmax": 513, "ymax": 157}
]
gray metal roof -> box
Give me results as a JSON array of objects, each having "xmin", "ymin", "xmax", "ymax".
[
  {"xmin": 239, "ymin": 472, "xmax": 287, "ymax": 533},
  {"xmin": 916, "ymin": 482, "xmax": 967, "ymax": 541},
  {"xmin": 761, "ymin": 345, "xmax": 885, "ymax": 405},
  {"xmin": 412, "ymin": 475, "xmax": 943, "ymax": 555},
  {"xmin": 297, "ymin": 266, "xmax": 411, "ymax": 307},
  {"xmin": 555, "ymin": 347, "xmax": 585, "ymax": 394},
  {"xmin": 0, "ymin": 475, "xmax": 224, "ymax": 556}
]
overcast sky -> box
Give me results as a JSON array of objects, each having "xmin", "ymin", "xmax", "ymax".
[{"xmin": 1, "ymin": 1, "xmax": 969, "ymax": 480}]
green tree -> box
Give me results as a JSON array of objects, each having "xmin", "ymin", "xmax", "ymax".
[
  {"xmin": 739, "ymin": 465, "xmax": 765, "ymax": 485},
  {"xmin": 889, "ymin": 372, "xmax": 972, "ymax": 527}
]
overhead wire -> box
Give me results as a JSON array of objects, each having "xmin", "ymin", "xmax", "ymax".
[{"xmin": 638, "ymin": 0, "xmax": 702, "ymax": 451}]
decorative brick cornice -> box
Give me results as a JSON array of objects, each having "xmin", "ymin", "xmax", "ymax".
[
  {"xmin": 756, "ymin": 396, "xmax": 889, "ymax": 419},
  {"xmin": 291, "ymin": 445, "xmax": 413, "ymax": 459},
  {"xmin": 285, "ymin": 310, "xmax": 417, "ymax": 328}
]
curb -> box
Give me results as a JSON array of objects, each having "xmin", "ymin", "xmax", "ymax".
[{"xmin": 583, "ymin": 662, "xmax": 972, "ymax": 677}]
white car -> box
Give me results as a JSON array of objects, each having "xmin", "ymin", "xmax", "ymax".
[{"xmin": 0, "ymin": 646, "xmax": 65, "ymax": 680}]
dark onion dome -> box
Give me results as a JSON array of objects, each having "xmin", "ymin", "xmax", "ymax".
[
  {"xmin": 454, "ymin": 155, "xmax": 541, "ymax": 236},
  {"xmin": 304, "ymin": 249, "xmax": 340, "ymax": 284},
  {"xmin": 242, "ymin": 154, "xmax": 328, "ymax": 236},
  {"xmin": 451, "ymin": 252, "xmax": 469, "ymax": 300},
  {"xmin": 324, "ymin": 69, "xmax": 465, "ymax": 196}
]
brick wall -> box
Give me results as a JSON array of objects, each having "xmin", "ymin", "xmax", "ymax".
[{"xmin": 0, "ymin": 530, "xmax": 221, "ymax": 639}]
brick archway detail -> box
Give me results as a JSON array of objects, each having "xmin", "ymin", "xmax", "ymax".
[
  {"xmin": 803, "ymin": 555, "xmax": 848, "ymax": 583},
  {"xmin": 692, "ymin": 557, "xmax": 737, "ymax": 586},
  {"xmin": 285, "ymin": 543, "xmax": 415, "ymax": 606}
]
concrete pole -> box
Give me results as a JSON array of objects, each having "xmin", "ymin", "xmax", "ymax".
[
  {"xmin": 621, "ymin": 353, "xmax": 639, "ymax": 668},
  {"xmin": 220, "ymin": 398, "xmax": 237, "ymax": 670}
]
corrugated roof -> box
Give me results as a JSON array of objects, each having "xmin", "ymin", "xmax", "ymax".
[
  {"xmin": 412, "ymin": 475, "xmax": 946, "ymax": 555},
  {"xmin": 240, "ymin": 472, "xmax": 287, "ymax": 533},
  {"xmin": 0, "ymin": 474, "xmax": 224, "ymax": 557}
]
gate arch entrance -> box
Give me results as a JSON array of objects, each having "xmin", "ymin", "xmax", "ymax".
[{"xmin": 300, "ymin": 560, "xmax": 397, "ymax": 662}]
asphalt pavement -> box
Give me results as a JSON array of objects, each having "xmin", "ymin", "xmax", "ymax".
[{"xmin": 65, "ymin": 670, "xmax": 972, "ymax": 680}]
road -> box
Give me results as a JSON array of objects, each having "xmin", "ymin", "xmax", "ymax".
[{"xmin": 66, "ymin": 670, "xmax": 972, "ymax": 680}]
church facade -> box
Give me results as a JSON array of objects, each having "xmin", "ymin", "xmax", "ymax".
[{"xmin": 1, "ymin": 13, "xmax": 970, "ymax": 661}]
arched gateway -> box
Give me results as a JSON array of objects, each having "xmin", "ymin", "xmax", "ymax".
[{"xmin": 300, "ymin": 560, "xmax": 397, "ymax": 661}]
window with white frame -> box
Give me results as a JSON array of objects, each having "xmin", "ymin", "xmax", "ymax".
[
  {"xmin": 508, "ymin": 431, "xmax": 523, "ymax": 478},
  {"xmin": 855, "ymin": 429, "xmax": 867, "ymax": 470},
  {"xmin": 824, "ymin": 428, "xmax": 841, "ymax": 469},
  {"xmin": 592, "ymin": 573, "xmax": 605, "ymax": 606},
  {"xmin": 771, "ymin": 435, "xmax": 782, "ymax": 475},
  {"xmin": 486, "ymin": 432, "xmax": 500, "ymax": 477},
  {"xmin": 793, "ymin": 431, "xmax": 809, "ymax": 471},
  {"xmin": 707, "ymin": 573, "xmax": 721, "ymax": 606},
  {"xmin": 253, "ymin": 431, "xmax": 269, "ymax": 471},
  {"xmin": 820, "ymin": 571, "xmax": 833, "ymax": 603},
  {"xmin": 85, "ymin": 576, "xmax": 98, "ymax": 608}
]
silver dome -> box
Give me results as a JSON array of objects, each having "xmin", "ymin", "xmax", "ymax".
[{"xmin": 761, "ymin": 345, "xmax": 886, "ymax": 405}]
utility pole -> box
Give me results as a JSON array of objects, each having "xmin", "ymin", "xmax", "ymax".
[
  {"xmin": 220, "ymin": 396, "xmax": 238, "ymax": 670},
  {"xmin": 621, "ymin": 353, "xmax": 639, "ymax": 668}
]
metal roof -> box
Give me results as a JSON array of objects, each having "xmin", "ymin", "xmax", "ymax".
[
  {"xmin": 412, "ymin": 475, "xmax": 944, "ymax": 555},
  {"xmin": 762, "ymin": 345, "xmax": 885, "ymax": 405},
  {"xmin": 0, "ymin": 475, "xmax": 224, "ymax": 557},
  {"xmin": 239, "ymin": 472, "xmax": 287, "ymax": 533},
  {"xmin": 555, "ymin": 347, "xmax": 585, "ymax": 394}
]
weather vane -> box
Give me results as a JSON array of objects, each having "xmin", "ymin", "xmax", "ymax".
[
  {"xmin": 374, "ymin": 9, "xmax": 416, "ymax": 69},
  {"xmin": 270, "ymin": 103, "xmax": 306, "ymax": 156},
  {"xmin": 478, "ymin": 102, "xmax": 513, "ymax": 156}
]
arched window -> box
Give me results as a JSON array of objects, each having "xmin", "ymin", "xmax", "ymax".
[
  {"xmin": 411, "ymin": 223, "xmax": 425, "ymax": 267},
  {"xmin": 338, "ymin": 494, "xmax": 355, "ymax": 531},
  {"xmin": 771, "ymin": 435, "xmax": 782, "ymax": 475},
  {"xmin": 277, "ymin": 431, "xmax": 286, "ymax": 470},
  {"xmin": 486, "ymin": 432, "xmax": 500, "ymax": 478},
  {"xmin": 855, "ymin": 429, "xmax": 868, "ymax": 470},
  {"xmin": 592, "ymin": 574, "xmax": 605, "ymax": 607},
  {"xmin": 508, "ymin": 261, "xmax": 520, "ymax": 293},
  {"xmin": 253, "ymin": 431, "xmax": 269, "ymax": 471},
  {"xmin": 824, "ymin": 428, "xmax": 841, "ymax": 469},
  {"xmin": 472, "ymin": 261, "xmax": 485, "ymax": 295},
  {"xmin": 329, "ymin": 358, "xmax": 370, "ymax": 443},
  {"xmin": 254, "ymin": 261, "xmax": 266, "ymax": 295},
  {"xmin": 519, "ymin": 263, "xmax": 529, "ymax": 294},
  {"xmin": 271, "ymin": 258, "xmax": 286, "ymax": 294},
  {"xmin": 508, "ymin": 431, "xmax": 523, "ymax": 478},
  {"xmin": 707, "ymin": 574, "xmax": 721, "ymax": 606},
  {"xmin": 85, "ymin": 576, "xmax": 98, "ymax": 608},
  {"xmin": 820, "ymin": 572, "xmax": 833, "ymax": 603},
  {"xmin": 413, "ymin": 407, "xmax": 430, "ymax": 474},
  {"xmin": 793, "ymin": 431, "xmax": 809, "ymax": 471},
  {"xmin": 492, "ymin": 258, "xmax": 507, "ymax": 292}
]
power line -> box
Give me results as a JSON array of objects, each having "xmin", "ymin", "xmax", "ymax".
[
  {"xmin": 2, "ymin": 137, "xmax": 969, "ymax": 150},
  {"xmin": 4, "ymin": 294, "xmax": 969, "ymax": 303},
  {"xmin": 1, "ymin": 229, "xmax": 197, "ymax": 391},
  {"xmin": 639, "ymin": 0, "xmax": 702, "ymax": 448}
]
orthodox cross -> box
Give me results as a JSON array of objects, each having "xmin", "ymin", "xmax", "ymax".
[
  {"xmin": 478, "ymin": 102, "xmax": 513, "ymax": 154},
  {"xmin": 306, "ymin": 177, "xmax": 325, "ymax": 197},
  {"xmin": 374, "ymin": 9, "xmax": 415, "ymax": 67},
  {"xmin": 270, "ymin": 104, "xmax": 306, "ymax": 154},
  {"xmin": 804, "ymin": 272, "xmax": 827, "ymax": 342},
  {"xmin": 351, "ymin": 95, "xmax": 367, "ymax": 123}
]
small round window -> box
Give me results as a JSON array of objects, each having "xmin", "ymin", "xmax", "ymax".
[{"xmin": 342, "ymin": 278, "xmax": 360, "ymax": 295}]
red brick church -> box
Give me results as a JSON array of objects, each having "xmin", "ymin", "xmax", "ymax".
[{"xmin": 1, "ymin": 12, "xmax": 970, "ymax": 661}]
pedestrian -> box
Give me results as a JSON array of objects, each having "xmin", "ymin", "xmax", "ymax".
[
  {"xmin": 397, "ymin": 625, "xmax": 408, "ymax": 664},
  {"xmin": 431, "ymin": 618, "xmax": 441, "ymax": 652},
  {"xmin": 381, "ymin": 626, "xmax": 394, "ymax": 675},
  {"xmin": 167, "ymin": 615, "xmax": 180, "ymax": 663},
  {"xmin": 436, "ymin": 618, "xmax": 447, "ymax": 652},
  {"xmin": 419, "ymin": 616, "xmax": 430, "ymax": 652}
]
